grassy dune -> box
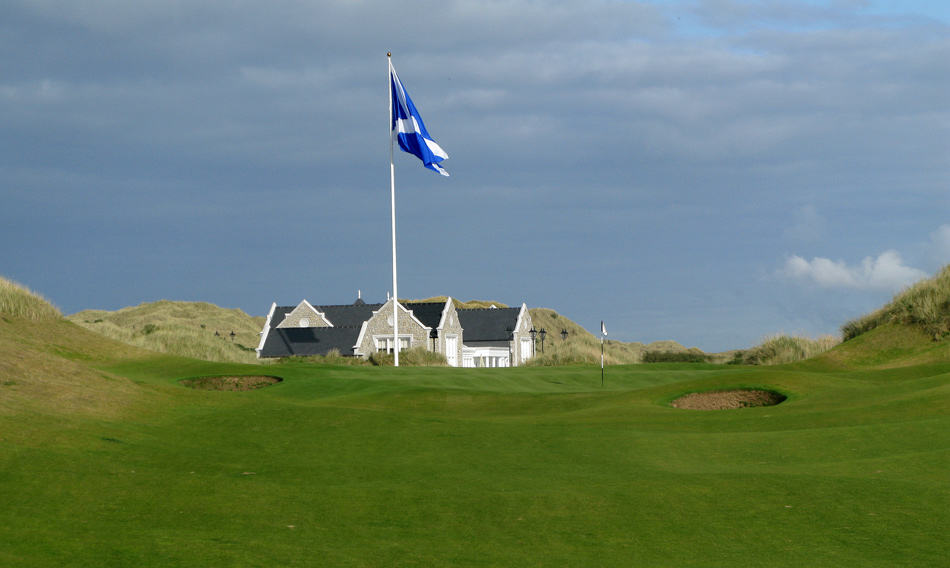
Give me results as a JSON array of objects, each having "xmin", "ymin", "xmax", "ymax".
[
  {"xmin": 843, "ymin": 264, "xmax": 950, "ymax": 341},
  {"xmin": 2, "ymin": 278, "xmax": 947, "ymax": 566},
  {"xmin": 527, "ymin": 307, "xmax": 697, "ymax": 365},
  {"xmin": 69, "ymin": 300, "xmax": 265, "ymax": 363},
  {"xmin": 0, "ymin": 276, "xmax": 62, "ymax": 321}
]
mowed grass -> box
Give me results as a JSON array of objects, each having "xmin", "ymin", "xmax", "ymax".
[{"xmin": 2, "ymin": 316, "xmax": 947, "ymax": 567}]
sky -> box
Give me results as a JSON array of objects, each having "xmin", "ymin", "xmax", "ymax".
[{"xmin": 1, "ymin": 0, "xmax": 947, "ymax": 352}]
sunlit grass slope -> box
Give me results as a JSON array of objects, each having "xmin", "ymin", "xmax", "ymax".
[
  {"xmin": 69, "ymin": 300, "xmax": 265, "ymax": 363},
  {"xmin": 1, "ymin": 279, "xmax": 947, "ymax": 566},
  {"xmin": 0, "ymin": 276, "xmax": 159, "ymax": 424}
]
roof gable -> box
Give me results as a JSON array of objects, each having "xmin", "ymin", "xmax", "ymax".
[{"xmin": 276, "ymin": 300, "xmax": 331, "ymax": 328}]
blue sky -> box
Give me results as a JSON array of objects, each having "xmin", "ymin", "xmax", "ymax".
[{"xmin": 1, "ymin": 0, "xmax": 947, "ymax": 352}]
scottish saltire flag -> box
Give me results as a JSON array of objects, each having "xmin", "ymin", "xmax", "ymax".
[{"xmin": 390, "ymin": 63, "xmax": 449, "ymax": 176}]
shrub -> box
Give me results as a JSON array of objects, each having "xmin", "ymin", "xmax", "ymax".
[
  {"xmin": 368, "ymin": 347, "xmax": 447, "ymax": 367},
  {"xmin": 642, "ymin": 351, "xmax": 707, "ymax": 363},
  {"xmin": 291, "ymin": 349, "xmax": 371, "ymax": 366}
]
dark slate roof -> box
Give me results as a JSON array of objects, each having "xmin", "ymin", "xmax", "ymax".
[
  {"xmin": 456, "ymin": 307, "xmax": 521, "ymax": 341},
  {"xmin": 270, "ymin": 303, "xmax": 383, "ymax": 328},
  {"xmin": 402, "ymin": 301, "xmax": 445, "ymax": 330},
  {"xmin": 271, "ymin": 305, "xmax": 295, "ymax": 326},
  {"xmin": 258, "ymin": 326, "xmax": 363, "ymax": 358},
  {"xmin": 317, "ymin": 303, "xmax": 383, "ymax": 327}
]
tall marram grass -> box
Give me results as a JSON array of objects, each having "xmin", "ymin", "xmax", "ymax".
[
  {"xmin": 0, "ymin": 276, "xmax": 62, "ymax": 321},
  {"xmin": 734, "ymin": 334, "xmax": 840, "ymax": 365},
  {"xmin": 842, "ymin": 264, "xmax": 950, "ymax": 341}
]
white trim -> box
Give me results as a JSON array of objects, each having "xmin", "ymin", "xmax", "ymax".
[
  {"xmin": 353, "ymin": 320, "xmax": 369, "ymax": 357},
  {"xmin": 255, "ymin": 301, "xmax": 277, "ymax": 358},
  {"xmin": 383, "ymin": 298, "xmax": 431, "ymax": 335},
  {"xmin": 437, "ymin": 297, "xmax": 454, "ymax": 331},
  {"xmin": 512, "ymin": 303, "xmax": 531, "ymax": 366},
  {"xmin": 373, "ymin": 334, "xmax": 413, "ymax": 354},
  {"xmin": 520, "ymin": 337, "xmax": 533, "ymax": 364},
  {"xmin": 463, "ymin": 345, "xmax": 510, "ymax": 368},
  {"xmin": 277, "ymin": 299, "xmax": 332, "ymax": 328},
  {"xmin": 445, "ymin": 333, "xmax": 459, "ymax": 367}
]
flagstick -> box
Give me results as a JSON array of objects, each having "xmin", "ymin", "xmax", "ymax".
[
  {"xmin": 601, "ymin": 335, "xmax": 605, "ymax": 387},
  {"xmin": 388, "ymin": 53, "xmax": 399, "ymax": 367}
]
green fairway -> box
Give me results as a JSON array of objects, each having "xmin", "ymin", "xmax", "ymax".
[{"xmin": 2, "ymin": 321, "xmax": 947, "ymax": 567}]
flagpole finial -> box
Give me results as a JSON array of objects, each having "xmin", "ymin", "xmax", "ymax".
[{"xmin": 387, "ymin": 52, "xmax": 391, "ymax": 57}]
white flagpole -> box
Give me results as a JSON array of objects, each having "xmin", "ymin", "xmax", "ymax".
[{"xmin": 388, "ymin": 53, "xmax": 400, "ymax": 367}]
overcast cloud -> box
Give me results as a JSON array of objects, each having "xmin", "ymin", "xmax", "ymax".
[{"xmin": 1, "ymin": 0, "xmax": 947, "ymax": 352}]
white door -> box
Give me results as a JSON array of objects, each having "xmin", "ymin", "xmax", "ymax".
[{"xmin": 446, "ymin": 336, "xmax": 458, "ymax": 367}]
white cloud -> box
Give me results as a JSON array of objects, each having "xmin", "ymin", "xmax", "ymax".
[{"xmin": 782, "ymin": 250, "xmax": 927, "ymax": 290}]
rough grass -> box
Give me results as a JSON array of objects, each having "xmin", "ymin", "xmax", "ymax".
[
  {"xmin": 527, "ymin": 307, "xmax": 699, "ymax": 365},
  {"xmin": 69, "ymin": 300, "xmax": 265, "ymax": 363},
  {"xmin": 732, "ymin": 334, "xmax": 841, "ymax": 365},
  {"xmin": 0, "ymin": 275, "xmax": 63, "ymax": 321},
  {"xmin": 413, "ymin": 296, "xmax": 510, "ymax": 309},
  {"xmin": 842, "ymin": 264, "xmax": 950, "ymax": 341}
]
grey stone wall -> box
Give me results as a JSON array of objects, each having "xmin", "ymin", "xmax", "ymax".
[
  {"xmin": 275, "ymin": 300, "xmax": 330, "ymax": 329},
  {"xmin": 356, "ymin": 299, "xmax": 430, "ymax": 356}
]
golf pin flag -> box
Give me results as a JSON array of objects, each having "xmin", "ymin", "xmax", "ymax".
[
  {"xmin": 390, "ymin": 62, "xmax": 449, "ymax": 176},
  {"xmin": 601, "ymin": 321, "xmax": 607, "ymax": 337}
]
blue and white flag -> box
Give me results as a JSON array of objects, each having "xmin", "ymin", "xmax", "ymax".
[{"xmin": 390, "ymin": 63, "xmax": 449, "ymax": 176}]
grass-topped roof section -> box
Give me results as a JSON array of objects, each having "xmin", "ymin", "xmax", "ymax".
[{"xmin": 0, "ymin": 275, "xmax": 62, "ymax": 321}]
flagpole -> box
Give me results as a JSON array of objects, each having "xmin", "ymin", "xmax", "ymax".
[{"xmin": 388, "ymin": 52, "xmax": 400, "ymax": 367}]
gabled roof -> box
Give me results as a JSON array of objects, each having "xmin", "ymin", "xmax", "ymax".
[
  {"xmin": 258, "ymin": 326, "xmax": 363, "ymax": 358},
  {"xmin": 318, "ymin": 303, "xmax": 384, "ymax": 327},
  {"xmin": 272, "ymin": 302, "xmax": 384, "ymax": 329},
  {"xmin": 456, "ymin": 307, "xmax": 522, "ymax": 342},
  {"xmin": 402, "ymin": 301, "xmax": 447, "ymax": 330}
]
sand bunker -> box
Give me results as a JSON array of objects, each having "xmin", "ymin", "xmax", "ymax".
[
  {"xmin": 180, "ymin": 376, "xmax": 282, "ymax": 391},
  {"xmin": 671, "ymin": 389, "xmax": 786, "ymax": 410}
]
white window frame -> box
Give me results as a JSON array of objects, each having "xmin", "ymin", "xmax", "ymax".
[{"xmin": 374, "ymin": 335, "xmax": 412, "ymax": 354}]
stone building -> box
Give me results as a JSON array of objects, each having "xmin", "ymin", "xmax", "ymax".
[{"xmin": 256, "ymin": 296, "xmax": 534, "ymax": 367}]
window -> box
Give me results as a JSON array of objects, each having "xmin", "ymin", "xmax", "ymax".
[{"xmin": 375, "ymin": 336, "xmax": 410, "ymax": 354}]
